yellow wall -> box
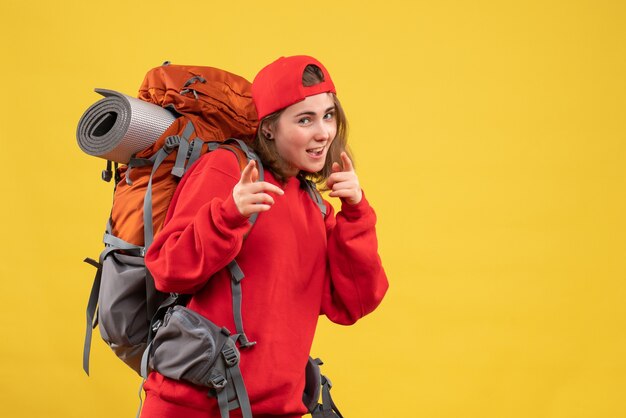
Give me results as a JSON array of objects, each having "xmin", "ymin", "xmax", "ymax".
[{"xmin": 1, "ymin": 1, "xmax": 625, "ymax": 417}]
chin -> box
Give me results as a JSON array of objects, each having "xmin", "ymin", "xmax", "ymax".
[{"xmin": 305, "ymin": 164, "xmax": 325, "ymax": 174}]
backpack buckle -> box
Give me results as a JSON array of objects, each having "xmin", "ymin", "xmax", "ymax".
[
  {"xmin": 151, "ymin": 319, "xmax": 163, "ymax": 333},
  {"xmin": 221, "ymin": 346, "xmax": 239, "ymax": 367},
  {"xmin": 208, "ymin": 371, "xmax": 227, "ymax": 390},
  {"xmin": 164, "ymin": 135, "xmax": 181, "ymax": 152}
]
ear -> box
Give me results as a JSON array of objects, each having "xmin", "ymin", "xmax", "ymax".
[{"xmin": 261, "ymin": 122, "xmax": 275, "ymax": 140}]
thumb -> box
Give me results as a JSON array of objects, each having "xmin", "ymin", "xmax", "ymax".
[{"xmin": 331, "ymin": 162, "xmax": 341, "ymax": 173}]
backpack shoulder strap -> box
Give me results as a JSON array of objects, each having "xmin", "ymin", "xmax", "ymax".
[
  {"xmin": 302, "ymin": 178, "xmax": 328, "ymax": 217},
  {"xmin": 218, "ymin": 139, "xmax": 265, "ymax": 349},
  {"xmin": 304, "ymin": 357, "xmax": 344, "ymax": 418},
  {"xmin": 219, "ymin": 143, "xmax": 249, "ymax": 172}
]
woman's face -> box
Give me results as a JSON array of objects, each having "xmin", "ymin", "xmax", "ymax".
[{"xmin": 268, "ymin": 92, "xmax": 337, "ymax": 177}]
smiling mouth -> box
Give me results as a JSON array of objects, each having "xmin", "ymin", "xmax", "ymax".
[{"xmin": 306, "ymin": 146, "xmax": 325, "ymax": 157}]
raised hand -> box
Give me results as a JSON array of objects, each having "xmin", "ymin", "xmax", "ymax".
[
  {"xmin": 233, "ymin": 160, "xmax": 284, "ymax": 217},
  {"xmin": 326, "ymin": 152, "xmax": 363, "ymax": 205}
]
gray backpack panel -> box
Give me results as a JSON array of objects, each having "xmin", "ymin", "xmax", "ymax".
[
  {"xmin": 98, "ymin": 252, "xmax": 166, "ymax": 373},
  {"xmin": 148, "ymin": 305, "xmax": 252, "ymax": 418}
]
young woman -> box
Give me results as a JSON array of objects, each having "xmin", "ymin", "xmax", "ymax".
[{"xmin": 141, "ymin": 55, "xmax": 388, "ymax": 418}]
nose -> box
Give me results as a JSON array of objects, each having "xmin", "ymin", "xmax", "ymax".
[{"xmin": 313, "ymin": 121, "xmax": 331, "ymax": 142}]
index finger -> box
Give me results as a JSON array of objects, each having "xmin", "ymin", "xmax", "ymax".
[
  {"xmin": 239, "ymin": 160, "xmax": 257, "ymax": 184},
  {"xmin": 340, "ymin": 152, "xmax": 355, "ymax": 172}
]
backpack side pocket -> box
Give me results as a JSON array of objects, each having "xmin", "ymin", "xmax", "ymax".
[{"xmin": 99, "ymin": 252, "xmax": 165, "ymax": 373}]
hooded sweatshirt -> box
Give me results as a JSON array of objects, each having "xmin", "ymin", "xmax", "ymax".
[{"xmin": 142, "ymin": 148, "xmax": 388, "ymax": 418}]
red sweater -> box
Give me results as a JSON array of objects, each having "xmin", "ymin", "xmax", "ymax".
[{"xmin": 143, "ymin": 148, "xmax": 388, "ymax": 418}]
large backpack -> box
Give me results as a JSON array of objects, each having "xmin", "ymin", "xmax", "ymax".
[
  {"xmin": 80, "ymin": 62, "xmax": 258, "ymax": 374},
  {"xmin": 79, "ymin": 62, "xmax": 340, "ymax": 418}
]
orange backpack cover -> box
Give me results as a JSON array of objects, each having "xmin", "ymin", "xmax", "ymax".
[{"xmin": 109, "ymin": 64, "xmax": 259, "ymax": 246}]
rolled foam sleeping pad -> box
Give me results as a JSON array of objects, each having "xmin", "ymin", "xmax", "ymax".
[{"xmin": 76, "ymin": 89, "xmax": 176, "ymax": 164}]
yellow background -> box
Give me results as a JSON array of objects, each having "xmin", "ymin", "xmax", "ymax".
[{"xmin": 1, "ymin": 1, "xmax": 625, "ymax": 417}]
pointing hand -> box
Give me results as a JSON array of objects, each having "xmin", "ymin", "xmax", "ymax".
[
  {"xmin": 326, "ymin": 152, "xmax": 362, "ymax": 205},
  {"xmin": 233, "ymin": 160, "xmax": 284, "ymax": 217}
]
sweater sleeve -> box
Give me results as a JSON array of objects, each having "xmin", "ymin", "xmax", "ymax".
[
  {"xmin": 144, "ymin": 150, "xmax": 251, "ymax": 294},
  {"xmin": 321, "ymin": 192, "xmax": 389, "ymax": 325}
]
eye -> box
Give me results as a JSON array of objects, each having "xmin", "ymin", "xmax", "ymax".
[
  {"xmin": 323, "ymin": 111, "xmax": 335, "ymax": 120},
  {"xmin": 298, "ymin": 117, "xmax": 311, "ymax": 125}
]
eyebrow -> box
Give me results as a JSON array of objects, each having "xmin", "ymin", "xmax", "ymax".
[{"xmin": 294, "ymin": 106, "xmax": 336, "ymax": 118}]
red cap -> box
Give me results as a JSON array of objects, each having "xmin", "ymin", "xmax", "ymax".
[{"xmin": 252, "ymin": 55, "xmax": 336, "ymax": 120}]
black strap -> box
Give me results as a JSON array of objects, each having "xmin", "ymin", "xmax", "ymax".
[
  {"xmin": 320, "ymin": 375, "xmax": 343, "ymax": 418},
  {"xmin": 213, "ymin": 339, "xmax": 252, "ymax": 418},
  {"xmin": 216, "ymin": 386, "xmax": 230, "ymax": 418},
  {"xmin": 220, "ymin": 140, "xmax": 267, "ymax": 349},
  {"xmin": 226, "ymin": 363, "xmax": 252, "ymax": 418},
  {"xmin": 144, "ymin": 269, "xmax": 160, "ymax": 325},
  {"xmin": 143, "ymin": 147, "xmax": 173, "ymax": 248},
  {"xmin": 171, "ymin": 121, "xmax": 194, "ymax": 177},
  {"xmin": 303, "ymin": 178, "xmax": 327, "ymax": 217},
  {"xmin": 227, "ymin": 261, "xmax": 256, "ymax": 348},
  {"xmin": 186, "ymin": 138, "xmax": 205, "ymax": 169},
  {"xmin": 102, "ymin": 160, "xmax": 114, "ymax": 182},
  {"xmin": 126, "ymin": 153, "xmax": 162, "ymax": 186},
  {"xmin": 307, "ymin": 358, "xmax": 343, "ymax": 418},
  {"xmin": 83, "ymin": 258, "xmax": 103, "ymax": 375}
]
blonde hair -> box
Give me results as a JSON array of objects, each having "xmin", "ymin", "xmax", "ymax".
[{"xmin": 251, "ymin": 64, "xmax": 351, "ymax": 186}]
